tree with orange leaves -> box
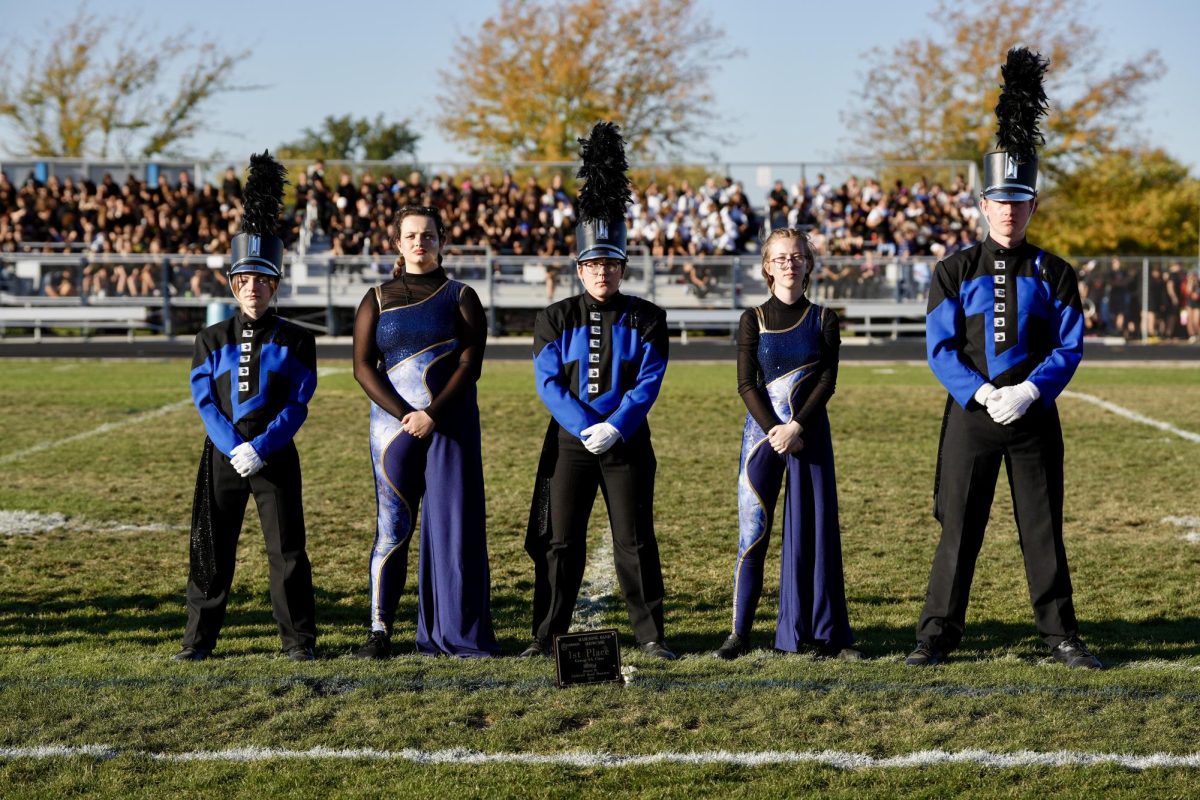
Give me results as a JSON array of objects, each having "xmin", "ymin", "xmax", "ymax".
[{"xmin": 437, "ymin": 0, "xmax": 739, "ymax": 161}]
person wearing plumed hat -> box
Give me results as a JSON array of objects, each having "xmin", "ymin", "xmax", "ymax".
[
  {"xmin": 520, "ymin": 122, "xmax": 676, "ymax": 660},
  {"xmin": 906, "ymin": 50, "xmax": 1100, "ymax": 669},
  {"xmin": 174, "ymin": 152, "xmax": 319, "ymax": 662}
]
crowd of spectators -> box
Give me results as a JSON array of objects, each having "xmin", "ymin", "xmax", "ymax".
[
  {"xmin": 3, "ymin": 161, "xmax": 1195, "ymax": 339},
  {"xmin": 0, "ymin": 167, "xmax": 247, "ymax": 298},
  {"xmin": 1078, "ymin": 257, "xmax": 1200, "ymax": 341}
]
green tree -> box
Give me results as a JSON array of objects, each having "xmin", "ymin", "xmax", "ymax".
[
  {"xmin": 844, "ymin": 0, "xmax": 1163, "ymax": 180},
  {"xmin": 277, "ymin": 114, "xmax": 420, "ymax": 162},
  {"xmin": 0, "ymin": 4, "xmax": 251, "ymax": 158},
  {"xmin": 437, "ymin": 0, "xmax": 739, "ymax": 161},
  {"xmin": 1034, "ymin": 148, "xmax": 1200, "ymax": 256}
]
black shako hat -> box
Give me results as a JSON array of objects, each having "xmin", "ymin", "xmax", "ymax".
[
  {"xmin": 230, "ymin": 150, "xmax": 288, "ymax": 278},
  {"xmin": 575, "ymin": 122, "xmax": 632, "ymax": 262},
  {"xmin": 982, "ymin": 47, "xmax": 1049, "ymax": 202}
]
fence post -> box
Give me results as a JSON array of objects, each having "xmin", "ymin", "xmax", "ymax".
[
  {"xmin": 325, "ymin": 258, "xmax": 337, "ymax": 337},
  {"xmin": 487, "ymin": 252, "xmax": 499, "ymax": 337},
  {"xmin": 645, "ymin": 251, "xmax": 655, "ymax": 303},
  {"xmin": 731, "ymin": 257, "xmax": 741, "ymax": 310},
  {"xmin": 1141, "ymin": 258, "xmax": 1149, "ymax": 342},
  {"xmin": 161, "ymin": 256, "xmax": 173, "ymax": 339}
]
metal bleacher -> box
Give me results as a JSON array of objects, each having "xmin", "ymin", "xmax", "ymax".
[{"xmin": 1, "ymin": 248, "xmax": 934, "ymax": 341}]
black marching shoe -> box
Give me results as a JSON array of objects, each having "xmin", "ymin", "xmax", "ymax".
[
  {"xmin": 639, "ymin": 641, "xmax": 679, "ymax": 660},
  {"xmin": 285, "ymin": 646, "xmax": 316, "ymax": 662},
  {"xmin": 517, "ymin": 639, "xmax": 551, "ymax": 658},
  {"xmin": 713, "ymin": 633, "xmax": 750, "ymax": 660},
  {"xmin": 172, "ymin": 646, "xmax": 211, "ymax": 662},
  {"xmin": 1050, "ymin": 637, "xmax": 1102, "ymax": 670},
  {"xmin": 352, "ymin": 630, "xmax": 392, "ymax": 660},
  {"xmin": 904, "ymin": 641, "xmax": 947, "ymax": 666}
]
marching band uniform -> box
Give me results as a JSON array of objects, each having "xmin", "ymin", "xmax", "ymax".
[
  {"xmin": 908, "ymin": 49, "xmax": 1100, "ymax": 668},
  {"xmin": 523, "ymin": 122, "xmax": 675, "ymax": 658},
  {"xmin": 918, "ymin": 234, "xmax": 1084, "ymax": 654},
  {"xmin": 178, "ymin": 151, "xmax": 318, "ymax": 661},
  {"xmin": 353, "ymin": 268, "xmax": 499, "ymax": 657},
  {"xmin": 184, "ymin": 308, "xmax": 318, "ymax": 655},
  {"xmin": 729, "ymin": 296, "xmax": 854, "ymax": 653},
  {"xmin": 527, "ymin": 290, "xmax": 669, "ymax": 647}
]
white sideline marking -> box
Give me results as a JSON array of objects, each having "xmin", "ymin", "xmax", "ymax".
[
  {"xmin": 1062, "ymin": 390, "xmax": 1200, "ymax": 444},
  {"xmin": 0, "ymin": 400, "xmax": 193, "ymax": 466},
  {"xmin": 1163, "ymin": 516, "xmax": 1200, "ymax": 544},
  {"xmin": 316, "ymin": 366, "xmax": 350, "ymax": 378},
  {"xmin": 3, "ymin": 745, "xmax": 1200, "ymax": 770},
  {"xmin": 0, "ymin": 510, "xmax": 181, "ymax": 537}
]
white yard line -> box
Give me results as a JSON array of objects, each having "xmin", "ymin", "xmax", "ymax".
[
  {"xmin": 571, "ymin": 525, "xmax": 617, "ymax": 629},
  {"xmin": 3, "ymin": 745, "xmax": 1199, "ymax": 770},
  {"xmin": 0, "ymin": 368, "xmax": 345, "ymax": 468},
  {"xmin": 0, "ymin": 399, "xmax": 193, "ymax": 466},
  {"xmin": 0, "ymin": 509, "xmax": 182, "ymax": 536},
  {"xmin": 1062, "ymin": 390, "xmax": 1200, "ymax": 444},
  {"xmin": 1163, "ymin": 516, "xmax": 1200, "ymax": 544}
]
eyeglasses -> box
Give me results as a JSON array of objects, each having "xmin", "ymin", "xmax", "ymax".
[
  {"xmin": 767, "ymin": 253, "xmax": 807, "ymax": 267},
  {"xmin": 579, "ymin": 260, "xmax": 624, "ymax": 275}
]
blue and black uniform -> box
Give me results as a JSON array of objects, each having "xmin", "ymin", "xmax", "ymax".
[
  {"xmin": 731, "ymin": 296, "xmax": 853, "ymax": 651},
  {"xmin": 351, "ymin": 268, "xmax": 498, "ymax": 657},
  {"xmin": 184, "ymin": 308, "xmax": 318, "ymax": 653},
  {"xmin": 919, "ymin": 235, "xmax": 1084, "ymax": 652},
  {"xmin": 526, "ymin": 290, "xmax": 669, "ymax": 645}
]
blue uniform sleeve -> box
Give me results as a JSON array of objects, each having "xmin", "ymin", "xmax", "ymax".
[
  {"xmin": 533, "ymin": 310, "xmax": 602, "ymax": 438},
  {"xmin": 1026, "ymin": 262, "xmax": 1083, "ymax": 402},
  {"xmin": 606, "ymin": 308, "xmax": 668, "ymax": 440},
  {"xmin": 926, "ymin": 260, "xmax": 988, "ymax": 409},
  {"xmin": 249, "ymin": 334, "xmax": 317, "ymax": 459},
  {"xmin": 190, "ymin": 334, "xmax": 245, "ymax": 458}
]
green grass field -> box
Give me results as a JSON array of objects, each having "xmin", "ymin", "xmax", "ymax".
[{"xmin": 1, "ymin": 357, "xmax": 1198, "ymax": 798}]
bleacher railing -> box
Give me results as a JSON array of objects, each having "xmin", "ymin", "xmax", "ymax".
[{"xmin": 2, "ymin": 250, "xmax": 1197, "ymax": 341}]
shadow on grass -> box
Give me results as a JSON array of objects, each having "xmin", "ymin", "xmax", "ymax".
[
  {"xmin": 659, "ymin": 617, "xmax": 1200, "ymax": 664},
  {"xmin": 0, "ymin": 585, "xmax": 540, "ymax": 653},
  {"xmin": 3, "ymin": 584, "xmax": 1198, "ymax": 666}
]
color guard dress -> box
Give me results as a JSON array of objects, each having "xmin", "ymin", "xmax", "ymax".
[
  {"xmin": 730, "ymin": 295, "xmax": 854, "ymax": 651},
  {"xmin": 353, "ymin": 268, "xmax": 498, "ymax": 657}
]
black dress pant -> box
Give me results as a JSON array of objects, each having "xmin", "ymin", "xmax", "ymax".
[
  {"xmin": 918, "ymin": 400, "xmax": 1078, "ymax": 651},
  {"xmin": 536, "ymin": 426, "xmax": 666, "ymax": 645},
  {"xmin": 183, "ymin": 442, "xmax": 316, "ymax": 651}
]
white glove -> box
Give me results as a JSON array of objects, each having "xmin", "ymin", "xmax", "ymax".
[
  {"xmin": 986, "ymin": 381, "xmax": 1040, "ymax": 425},
  {"xmin": 973, "ymin": 383, "xmax": 997, "ymax": 407},
  {"xmin": 230, "ymin": 442, "xmax": 265, "ymax": 477},
  {"xmin": 580, "ymin": 422, "xmax": 622, "ymax": 455}
]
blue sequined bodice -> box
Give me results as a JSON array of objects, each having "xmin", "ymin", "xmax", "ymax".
[
  {"xmin": 374, "ymin": 280, "xmax": 463, "ymax": 409},
  {"xmin": 757, "ymin": 304, "xmax": 824, "ymax": 421}
]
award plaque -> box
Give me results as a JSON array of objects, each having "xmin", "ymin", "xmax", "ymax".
[{"xmin": 553, "ymin": 629, "xmax": 622, "ymax": 688}]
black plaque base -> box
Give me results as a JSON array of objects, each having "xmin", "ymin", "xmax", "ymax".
[{"xmin": 553, "ymin": 629, "xmax": 622, "ymax": 687}]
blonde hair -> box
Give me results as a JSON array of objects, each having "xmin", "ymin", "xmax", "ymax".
[{"xmin": 760, "ymin": 228, "xmax": 815, "ymax": 290}]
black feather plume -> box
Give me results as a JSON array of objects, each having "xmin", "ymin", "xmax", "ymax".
[
  {"xmin": 995, "ymin": 47, "xmax": 1049, "ymax": 164},
  {"xmin": 576, "ymin": 122, "xmax": 631, "ymax": 223},
  {"xmin": 238, "ymin": 150, "xmax": 288, "ymax": 237}
]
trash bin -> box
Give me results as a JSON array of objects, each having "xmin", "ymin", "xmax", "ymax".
[{"xmin": 206, "ymin": 302, "xmax": 235, "ymax": 327}]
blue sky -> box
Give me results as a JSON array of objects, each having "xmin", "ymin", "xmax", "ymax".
[{"xmin": 2, "ymin": 0, "xmax": 1197, "ymax": 173}]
